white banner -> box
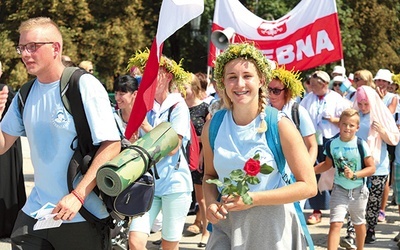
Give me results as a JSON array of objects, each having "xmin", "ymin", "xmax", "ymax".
[{"xmin": 208, "ymin": 0, "xmax": 343, "ymax": 71}]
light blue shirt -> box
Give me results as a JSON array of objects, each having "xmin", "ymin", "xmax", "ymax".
[
  {"xmin": 1, "ymin": 74, "xmax": 120, "ymax": 222},
  {"xmin": 356, "ymin": 112, "xmax": 389, "ymax": 175},
  {"xmin": 281, "ymin": 99, "xmax": 316, "ymax": 137},
  {"xmin": 213, "ymin": 110, "xmax": 288, "ymax": 192},
  {"xmin": 325, "ymin": 136, "xmax": 370, "ymax": 189},
  {"xmin": 140, "ymin": 93, "xmax": 193, "ymax": 196}
]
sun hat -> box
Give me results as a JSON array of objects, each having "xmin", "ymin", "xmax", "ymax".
[
  {"xmin": 332, "ymin": 65, "xmax": 346, "ymax": 76},
  {"xmin": 332, "ymin": 75, "xmax": 345, "ymax": 83},
  {"xmin": 373, "ymin": 69, "xmax": 393, "ymax": 83}
]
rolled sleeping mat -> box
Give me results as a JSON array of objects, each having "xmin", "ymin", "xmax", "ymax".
[{"xmin": 96, "ymin": 122, "xmax": 179, "ymax": 196}]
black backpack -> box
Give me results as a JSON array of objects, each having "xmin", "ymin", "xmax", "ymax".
[
  {"xmin": 17, "ymin": 67, "xmax": 155, "ymax": 241},
  {"xmin": 291, "ymin": 102, "xmax": 301, "ymax": 131}
]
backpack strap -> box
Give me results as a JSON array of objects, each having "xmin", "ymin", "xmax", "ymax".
[
  {"xmin": 209, "ymin": 109, "xmax": 227, "ymax": 151},
  {"xmin": 265, "ymin": 106, "xmax": 289, "ymax": 182},
  {"xmin": 291, "ymin": 102, "xmax": 301, "ymax": 131},
  {"xmin": 167, "ymin": 103, "xmax": 185, "ymax": 171},
  {"xmin": 325, "ymin": 139, "xmax": 333, "ymax": 160},
  {"xmin": 18, "ymin": 78, "xmax": 36, "ymax": 115},
  {"xmin": 60, "ymin": 67, "xmax": 80, "ymax": 114},
  {"xmin": 357, "ymin": 137, "xmax": 365, "ymax": 169},
  {"xmin": 264, "ymin": 106, "xmax": 314, "ymax": 250},
  {"xmin": 63, "ymin": 67, "xmax": 96, "ymax": 158},
  {"xmin": 63, "ymin": 68, "xmax": 111, "ymax": 227}
]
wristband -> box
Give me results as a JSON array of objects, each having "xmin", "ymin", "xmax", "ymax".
[{"xmin": 71, "ymin": 190, "xmax": 85, "ymax": 205}]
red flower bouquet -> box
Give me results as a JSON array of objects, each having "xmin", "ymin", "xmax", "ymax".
[{"xmin": 206, "ymin": 153, "xmax": 274, "ymax": 205}]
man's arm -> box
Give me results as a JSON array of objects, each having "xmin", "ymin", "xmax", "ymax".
[
  {"xmin": 0, "ymin": 86, "xmax": 18, "ymax": 154},
  {"xmin": 53, "ymin": 140, "xmax": 121, "ymax": 221}
]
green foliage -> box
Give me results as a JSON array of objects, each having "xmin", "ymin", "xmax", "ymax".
[{"xmin": 0, "ymin": 0, "xmax": 146, "ymax": 90}]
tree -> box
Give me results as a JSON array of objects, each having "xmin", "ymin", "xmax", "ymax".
[{"xmin": 0, "ymin": 0, "xmax": 147, "ymax": 90}]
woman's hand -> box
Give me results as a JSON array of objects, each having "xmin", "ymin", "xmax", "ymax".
[
  {"xmin": 221, "ymin": 194, "xmax": 253, "ymax": 212},
  {"xmin": 371, "ymin": 121, "xmax": 385, "ymax": 135},
  {"xmin": 206, "ymin": 202, "xmax": 227, "ymax": 224},
  {"xmin": 140, "ymin": 116, "xmax": 152, "ymax": 133}
]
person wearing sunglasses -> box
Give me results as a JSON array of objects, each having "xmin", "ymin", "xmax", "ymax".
[
  {"xmin": 300, "ymin": 70, "xmax": 351, "ymax": 225},
  {"xmin": 332, "ymin": 75, "xmax": 344, "ymax": 94},
  {"xmin": 268, "ymin": 67, "xmax": 317, "ymax": 166}
]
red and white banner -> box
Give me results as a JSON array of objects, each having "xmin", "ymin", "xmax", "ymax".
[
  {"xmin": 125, "ymin": 0, "xmax": 204, "ymax": 139},
  {"xmin": 208, "ymin": 0, "xmax": 343, "ymax": 71}
]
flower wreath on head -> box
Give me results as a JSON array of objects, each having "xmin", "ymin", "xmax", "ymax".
[
  {"xmin": 271, "ymin": 66, "xmax": 305, "ymax": 98},
  {"xmin": 126, "ymin": 48, "xmax": 191, "ymax": 95},
  {"xmin": 392, "ymin": 73, "xmax": 400, "ymax": 94},
  {"xmin": 213, "ymin": 43, "xmax": 272, "ymax": 91}
]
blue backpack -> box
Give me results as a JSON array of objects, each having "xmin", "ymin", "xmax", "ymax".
[{"xmin": 209, "ymin": 106, "xmax": 314, "ymax": 250}]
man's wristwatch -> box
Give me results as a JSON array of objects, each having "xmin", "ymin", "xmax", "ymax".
[{"xmin": 351, "ymin": 173, "xmax": 358, "ymax": 181}]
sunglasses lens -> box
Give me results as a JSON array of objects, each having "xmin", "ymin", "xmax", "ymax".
[{"xmin": 268, "ymin": 87, "xmax": 284, "ymax": 95}]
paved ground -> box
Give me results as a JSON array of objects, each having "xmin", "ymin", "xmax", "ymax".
[{"xmin": 1, "ymin": 137, "xmax": 400, "ymax": 249}]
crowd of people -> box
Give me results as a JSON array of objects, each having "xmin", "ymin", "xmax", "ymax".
[{"xmin": 1, "ymin": 16, "xmax": 400, "ymax": 250}]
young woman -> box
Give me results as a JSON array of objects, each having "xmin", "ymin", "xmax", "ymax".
[
  {"xmin": 127, "ymin": 52, "xmax": 193, "ymax": 250},
  {"xmin": 268, "ymin": 66, "xmax": 317, "ymax": 165},
  {"xmin": 202, "ymin": 43, "xmax": 317, "ymax": 249},
  {"xmin": 113, "ymin": 75, "xmax": 139, "ymax": 142}
]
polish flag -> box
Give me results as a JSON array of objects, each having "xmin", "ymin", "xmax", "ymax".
[
  {"xmin": 125, "ymin": 0, "xmax": 204, "ymax": 139},
  {"xmin": 208, "ymin": 0, "xmax": 342, "ymax": 71}
]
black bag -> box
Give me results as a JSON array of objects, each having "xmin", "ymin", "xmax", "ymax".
[{"xmin": 108, "ymin": 171, "xmax": 155, "ymax": 218}]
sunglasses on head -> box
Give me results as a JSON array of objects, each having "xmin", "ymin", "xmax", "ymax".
[
  {"xmin": 268, "ymin": 87, "xmax": 286, "ymax": 95},
  {"xmin": 312, "ymin": 73, "xmax": 325, "ymax": 83}
]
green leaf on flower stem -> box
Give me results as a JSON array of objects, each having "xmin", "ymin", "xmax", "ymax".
[
  {"xmin": 206, "ymin": 179, "xmax": 224, "ymax": 187},
  {"xmin": 221, "ymin": 186, "xmax": 230, "ymax": 195},
  {"xmin": 242, "ymin": 193, "xmax": 253, "ymax": 205},
  {"xmin": 230, "ymin": 169, "xmax": 245, "ymax": 181},
  {"xmin": 237, "ymin": 182, "xmax": 249, "ymax": 195},
  {"xmin": 260, "ymin": 163, "xmax": 274, "ymax": 174},
  {"xmin": 222, "ymin": 184, "xmax": 238, "ymax": 196},
  {"xmin": 223, "ymin": 177, "xmax": 232, "ymax": 185},
  {"xmin": 246, "ymin": 176, "xmax": 260, "ymax": 185},
  {"xmin": 253, "ymin": 153, "xmax": 260, "ymax": 160}
]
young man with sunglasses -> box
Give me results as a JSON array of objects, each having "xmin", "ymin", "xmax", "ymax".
[
  {"xmin": 0, "ymin": 17, "xmax": 121, "ymax": 249},
  {"xmin": 300, "ymin": 70, "xmax": 350, "ymax": 225}
]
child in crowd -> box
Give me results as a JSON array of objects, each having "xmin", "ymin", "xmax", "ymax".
[{"xmin": 315, "ymin": 108, "xmax": 375, "ymax": 250}]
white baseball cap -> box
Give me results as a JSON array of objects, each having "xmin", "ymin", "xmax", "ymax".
[{"xmin": 373, "ymin": 69, "xmax": 393, "ymax": 83}]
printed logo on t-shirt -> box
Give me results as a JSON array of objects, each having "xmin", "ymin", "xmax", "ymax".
[{"xmin": 52, "ymin": 109, "xmax": 70, "ymax": 128}]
